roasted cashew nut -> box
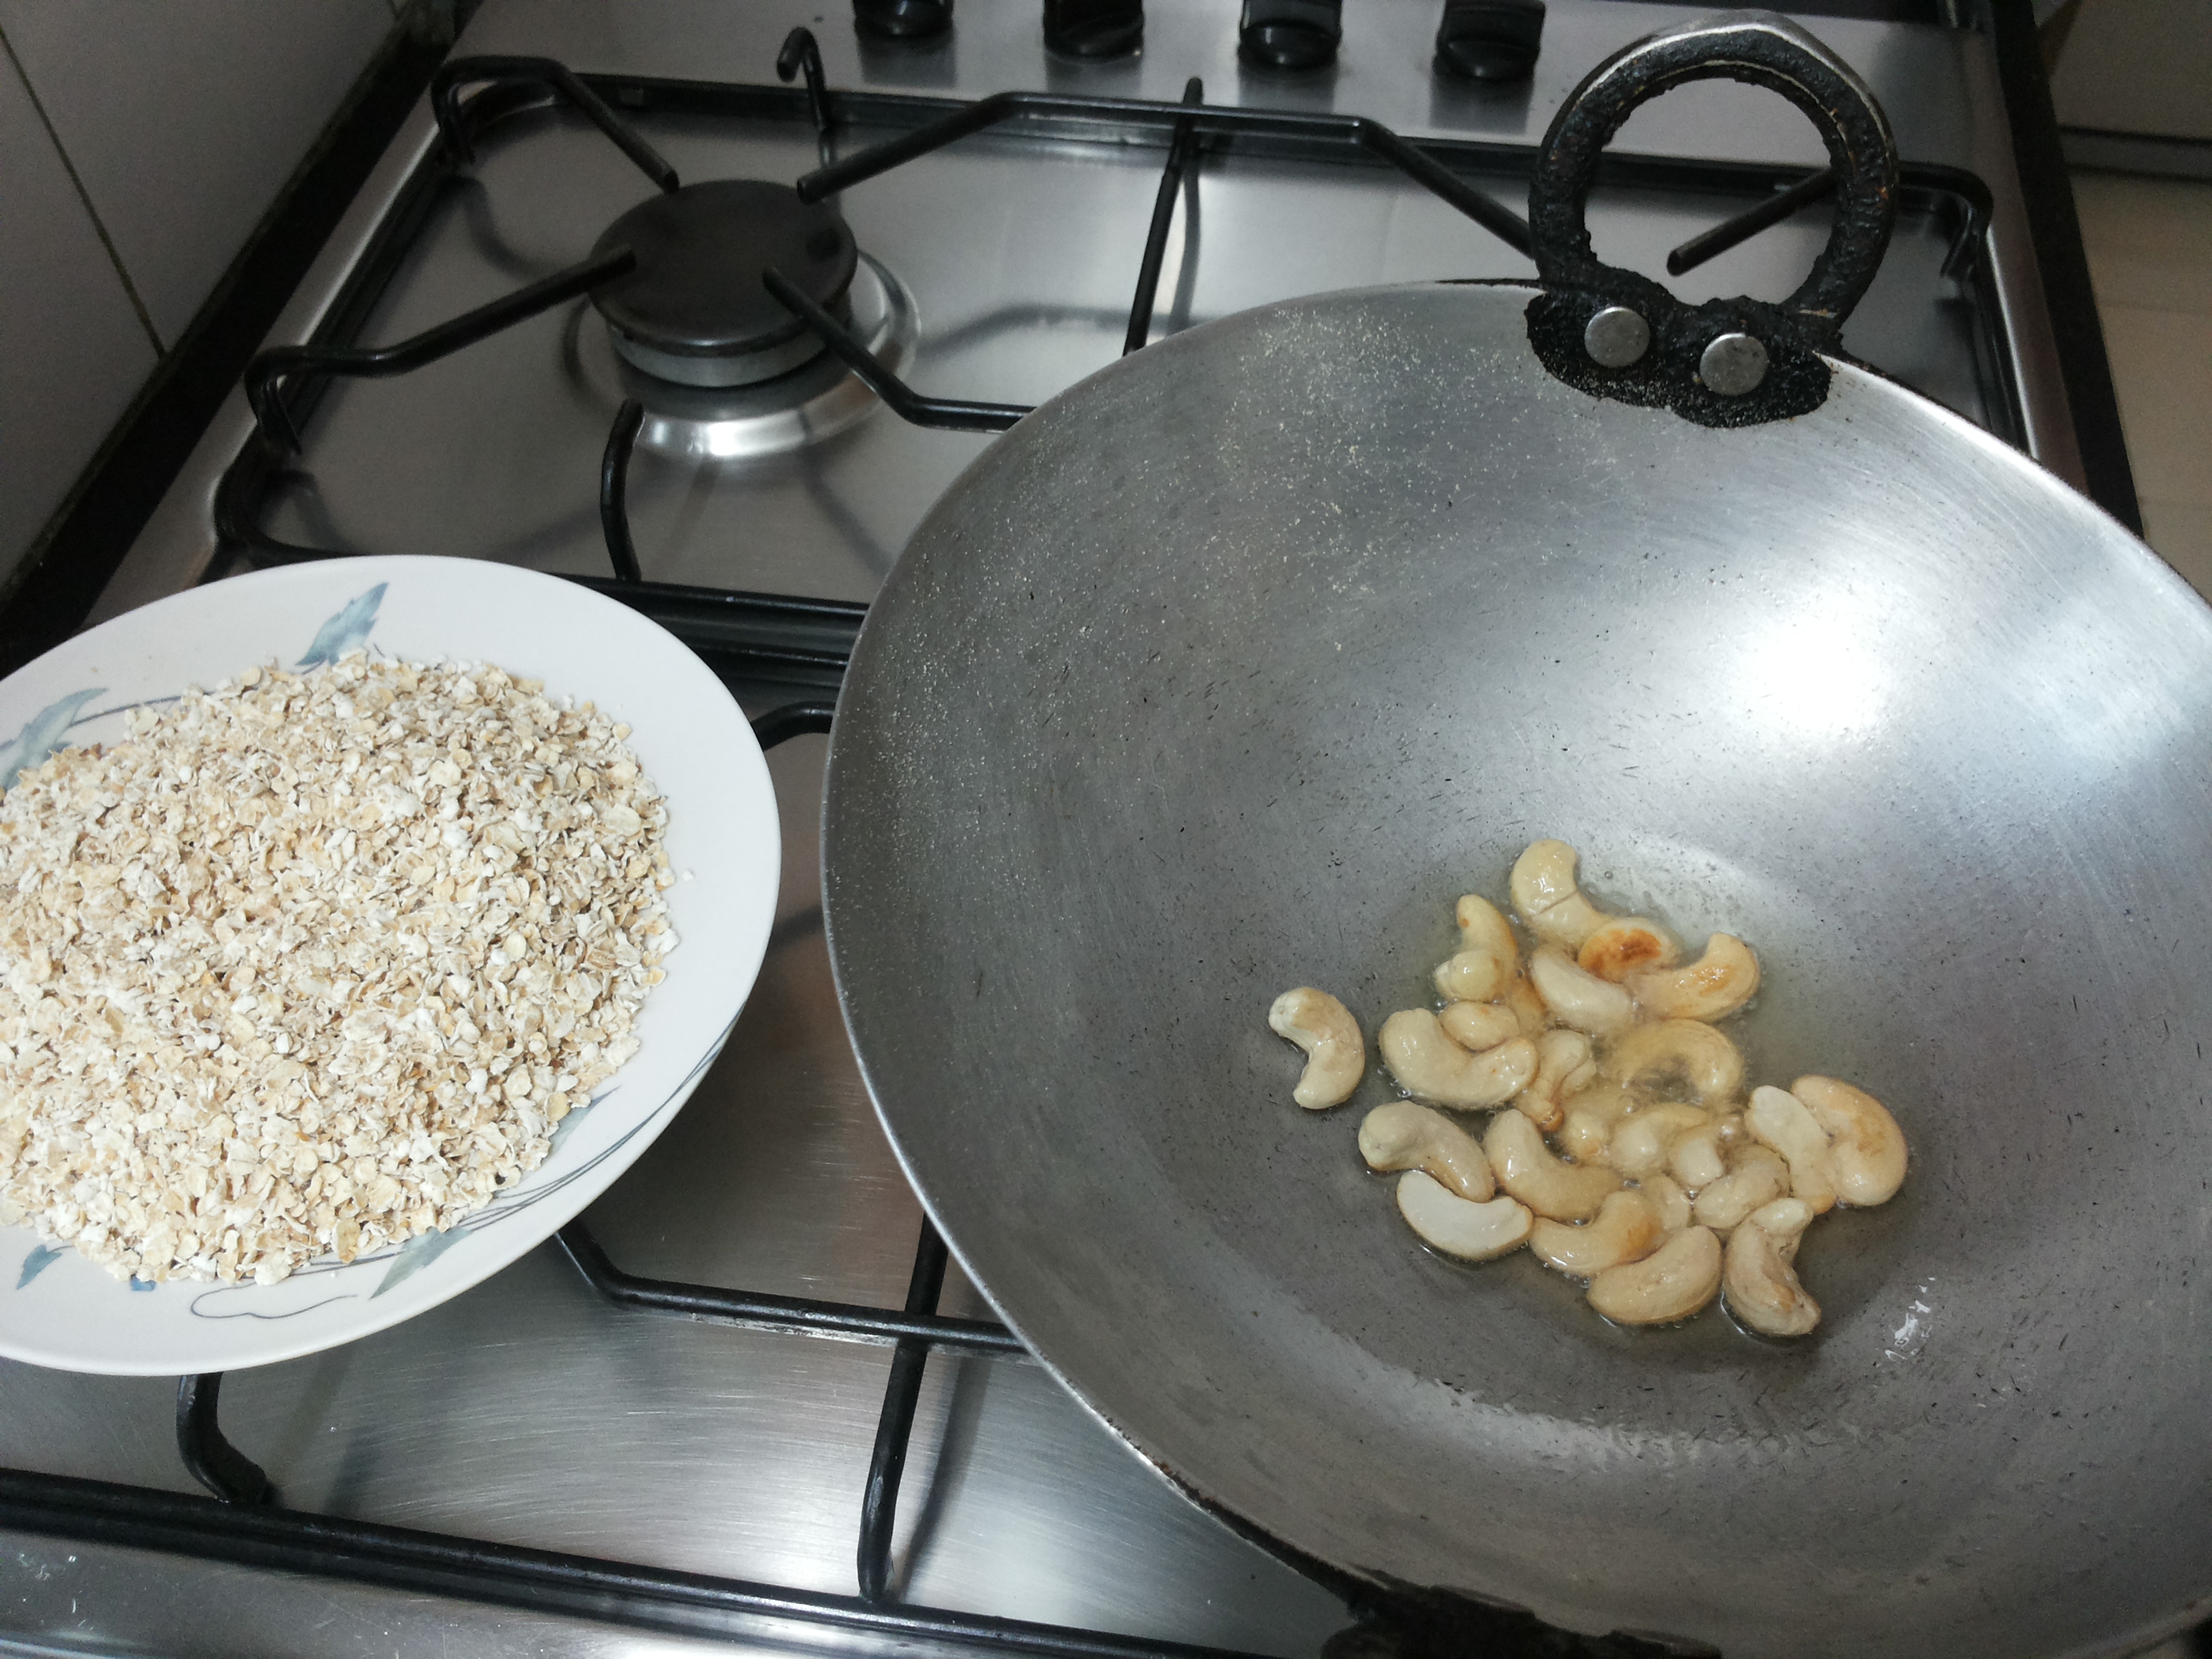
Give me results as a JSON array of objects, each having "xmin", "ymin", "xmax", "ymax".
[
  {"xmin": 1636, "ymin": 1172, "xmax": 1694, "ymax": 1234},
  {"xmin": 1436, "ymin": 893, "xmax": 1519, "ymax": 1002},
  {"xmin": 1606, "ymin": 1102, "xmax": 1711, "ymax": 1181},
  {"xmin": 1723, "ymin": 1195, "xmax": 1820, "ymax": 1336},
  {"xmin": 1602, "ymin": 1019, "xmax": 1745, "ymax": 1107},
  {"xmin": 1439, "ymin": 1000, "xmax": 1521, "ymax": 1054},
  {"xmin": 1497, "ymin": 974, "xmax": 1550, "ymax": 1038},
  {"xmin": 1434, "ymin": 949, "xmax": 1510, "ymax": 1004},
  {"xmin": 1578, "ymin": 916, "xmax": 1681, "ymax": 983},
  {"xmin": 1667, "ymin": 1115, "xmax": 1740, "ymax": 1191},
  {"xmin": 1626, "ymin": 933, "xmax": 1761, "ymax": 1023},
  {"xmin": 1510, "ymin": 840, "xmax": 1613, "ymax": 951},
  {"xmin": 1586, "ymin": 1225, "xmax": 1723, "ymax": 1325},
  {"xmin": 1530, "ymin": 1188, "xmax": 1664, "ymax": 1277},
  {"xmin": 1558, "ymin": 1081, "xmax": 1635, "ymax": 1165},
  {"xmin": 1691, "ymin": 1144, "xmax": 1791, "ymax": 1236},
  {"xmin": 1528, "ymin": 945, "xmax": 1636, "ymax": 1038},
  {"xmin": 1396, "ymin": 1170, "xmax": 1532, "ymax": 1261},
  {"xmin": 1454, "ymin": 893, "xmax": 1520, "ymax": 968},
  {"xmin": 1483, "ymin": 1109, "xmax": 1622, "ymax": 1221},
  {"xmin": 1359, "ymin": 1101, "xmax": 1495, "ymax": 1202},
  {"xmin": 1515, "ymin": 1029, "xmax": 1596, "ymax": 1132},
  {"xmin": 1380, "ymin": 1010, "xmax": 1537, "ymax": 1109},
  {"xmin": 1791, "ymin": 1075, "xmax": 1907, "ymax": 1206},
  {"xmin": 1746, "ymin": 1084, "xmax": 1837, "ymax": 1213},
  {"xmin": 1306, "ymin": 850, "xmax": 1880, "ymax": 1341},
  {"xmin": 1267, "ymin": 987, "xmax": 1366, "ymax": 1109}
]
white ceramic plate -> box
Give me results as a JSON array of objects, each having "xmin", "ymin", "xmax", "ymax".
[{"xmin": 0, "ymin": 558, "xmax": 779, "ymax": 1374}]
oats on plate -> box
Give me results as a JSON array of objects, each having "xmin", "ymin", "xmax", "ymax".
[{"xmin": 0, "ymin": 654, "xmax": 673, "ymax": 1286}]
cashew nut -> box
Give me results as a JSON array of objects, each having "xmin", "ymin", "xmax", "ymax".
[
  {"xmin": 1483, "ymin": 1109, "xmax": 1622, "ymax": 1221},
  {"xmin": 1722, "ymin": 1196, "xmax": 1820, "ymax": 1336},
  {"xmin": 1791, "ymin": 1074, "xmax": 1907, "ymax": 1206},
  {"xmin": 1746, "ymin": 1084, "xmax": 1837, "ymax": 1213},
  {"xmin": 1586, "ymin": 1225, "xmax": 1723, "ymax": 1325},
  {"xmin": 1496, "ymin": 973, "xmax": 1549, "ymax": 1038},
  {"xmin": 1436, "ymin": 893, "xmax": 1519, "ymax": 1002},
  {"xmin": 1626, "ymin": 933, "xmax": 1761, "ymax": 1023},
  {"xmin": 1434, "ymin": 949, "xmax": 1510, "ymax": 1004},
  {"xmin": 1637, "ymin": 1172, "xmax": 1694, "ymax": 1233},
  {"xmin": 1510, "ymin": 840, "xmax": 1613, "ymax": 951},
  {"xmin": 1380, "ymin": 1010, "xmax": 1536, "ymax": 1109},
  {"xmin": 1530, "ymin": 1188, "xmax": 1664, "ymax": 1277},
  {"xmin": 1577, "ymin": 916, "xmax": 1681, "ymax": 983},
  {"xmin": 1528, "ymin": 945, "xmax": 1635, "ymax": 1038},
  {"xmin": 1307, "ymin": 854, "xmax": 1886, "ymax": 1343},
  {"xmin": 1691, "ymin": 1144, "xmax": 1790, "ymax": 1236},
  {"xmin": 1558, "ymin": 1080, "xmax": 1635, "ymax": 1164},
  {"xmin": 1606, "ymin": 1102, "xmax": 1710, "ymax": 1181},
  {"xmin": 1514, "ymin": 1029, "xmax": 1596, "ymax": 1132},
  {"xmin": 1396, "ymin": 1170, "xmax": 1532, "ymax": 1261},
  {"xmin": 1601, "ymin": 1019, "xmax": 1744, "ymax": 1107},
  {"xmin": 1359, "ymin": 1101, "xmax": 1494, "ymax": 1201},
  {"xmin": 1453, "ymin": 893, "xmax": 1520, "ymax": 968},
  {"xmin": 1437, "ymin": 1000, "xmax": 1521, "ymax": 1053},
  {"xmin": 1667, "ymin": 1116, "xmax": 1738, "ymax": 1191},
  {"xmin": 1267, "ymin": 987, "xmax": 1366, "ymax": 1109}
]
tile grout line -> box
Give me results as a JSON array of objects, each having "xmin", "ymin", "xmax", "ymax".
[{"xmin": 0, "ymin": 20, "xmax": 165, "ymax": 359}]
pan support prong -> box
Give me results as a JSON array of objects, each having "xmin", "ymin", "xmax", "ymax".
[{"xmin": 176, "ymin": 1373, "xmax": 276, "ymax": 1507}]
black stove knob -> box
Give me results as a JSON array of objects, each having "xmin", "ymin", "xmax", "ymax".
[
  {"xmin": 1045, "ymin": 0, "xmax": 1143, "ymax": 58},
  {"xmin": 1238, "ymin": 0, "xmax": 1342, "ymax": 70},
  {"xmin": 1434, "ymin": 0, "xmax": 1544, "ymax": 82},
  {"xmin": 854, "ymin": 0, "xmax": 951, "ymax": 40}
]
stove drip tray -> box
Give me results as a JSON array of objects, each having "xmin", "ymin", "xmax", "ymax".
[{"xmin": 590, "ymin": 179, "xmax": 859, "ymax": 388}]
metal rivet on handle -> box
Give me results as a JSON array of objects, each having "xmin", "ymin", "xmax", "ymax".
[
  {"xmin": 1699, "ymin": 332, "xmax": 1769, "ymax": 396},
  {"xmin": 1582, "ymin": 306, "xmax": 1650, "ymax": 368}
]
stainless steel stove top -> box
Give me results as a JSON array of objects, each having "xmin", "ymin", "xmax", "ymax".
[{"xmin": 2, "ymin": 3, "xmax": 2100, "ymax": 1655}]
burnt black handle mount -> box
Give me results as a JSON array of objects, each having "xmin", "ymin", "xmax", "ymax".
[{"xmin": 1523, "ymin": 10, "xmax": 1899, "ymax": 427}]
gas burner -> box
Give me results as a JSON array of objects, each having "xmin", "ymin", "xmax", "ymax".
[
  {"xmin": 588, "ymin": 179, "xmax": 859, "ymax": 388},
  {"xmin": 569, "ymin": 253, "xmax": 917, "ymax": 460}
]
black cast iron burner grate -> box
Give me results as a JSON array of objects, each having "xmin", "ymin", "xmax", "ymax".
[
  {"xmin": 207, "ymin": 34, "xmax": 1988, "ymax": 596},
  {"xmin": 221, "ymin": 37, "xmax": 1532, "ymax": 586}
]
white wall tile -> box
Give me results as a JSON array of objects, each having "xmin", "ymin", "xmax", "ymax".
[
  {"xmin": 0, "ymin": 37, "xmax": 159, "ymax": 581},
  {"xmin": 2100, "ymin": 304, "xmax": 2212, "ymax": 568},
  {"xmin": 2143, "ymin": 499, "xmax": 2212, "ymax": 598},
  {"xmin": 0, "ymin": 0, "xmax": 395, "ymax": 348},
  {"xmin": 2050, "ymin": 0, "xmax": 2212, "ymax": 142},
  {"xmin": 2074, "ymin": 169, "xmax": 2212, "ymax": 601},
  {"xmin": 2072, "ymin": 170, "xmax": 2212, "ymax": 313}
]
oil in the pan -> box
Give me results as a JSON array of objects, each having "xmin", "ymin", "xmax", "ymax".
[{"xmin": 1296, "ymin": 836, "xmax": 1905, "ymax": 1344}]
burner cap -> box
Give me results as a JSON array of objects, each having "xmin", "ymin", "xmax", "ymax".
[{"xmin": 590, "ymin": 180, "xmax": 859, "ymax": 388}]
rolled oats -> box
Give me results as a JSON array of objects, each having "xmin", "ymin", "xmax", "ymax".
[{"xmin": 0, "ymin": 654, "xmax": 672, "ymax": 1285}]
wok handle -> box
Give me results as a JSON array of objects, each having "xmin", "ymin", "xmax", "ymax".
[{"xmin": 1522, "ymin": 11, "xmax": 1900, "ymax": 426}]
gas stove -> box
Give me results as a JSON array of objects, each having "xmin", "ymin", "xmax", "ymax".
[{"xmin": 0, "ymin": 1, "xmax": 2146, "ymax": 1655}]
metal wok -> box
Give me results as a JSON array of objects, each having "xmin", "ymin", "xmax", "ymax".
[{"xmin": 822, "ymin": 18, "xmax": 2212, "ymax": 1658}]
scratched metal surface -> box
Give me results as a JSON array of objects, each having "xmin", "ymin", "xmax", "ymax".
[{"xmin": 825, "ymin": 282, "xmax": 2212, "ymax": 1658}]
